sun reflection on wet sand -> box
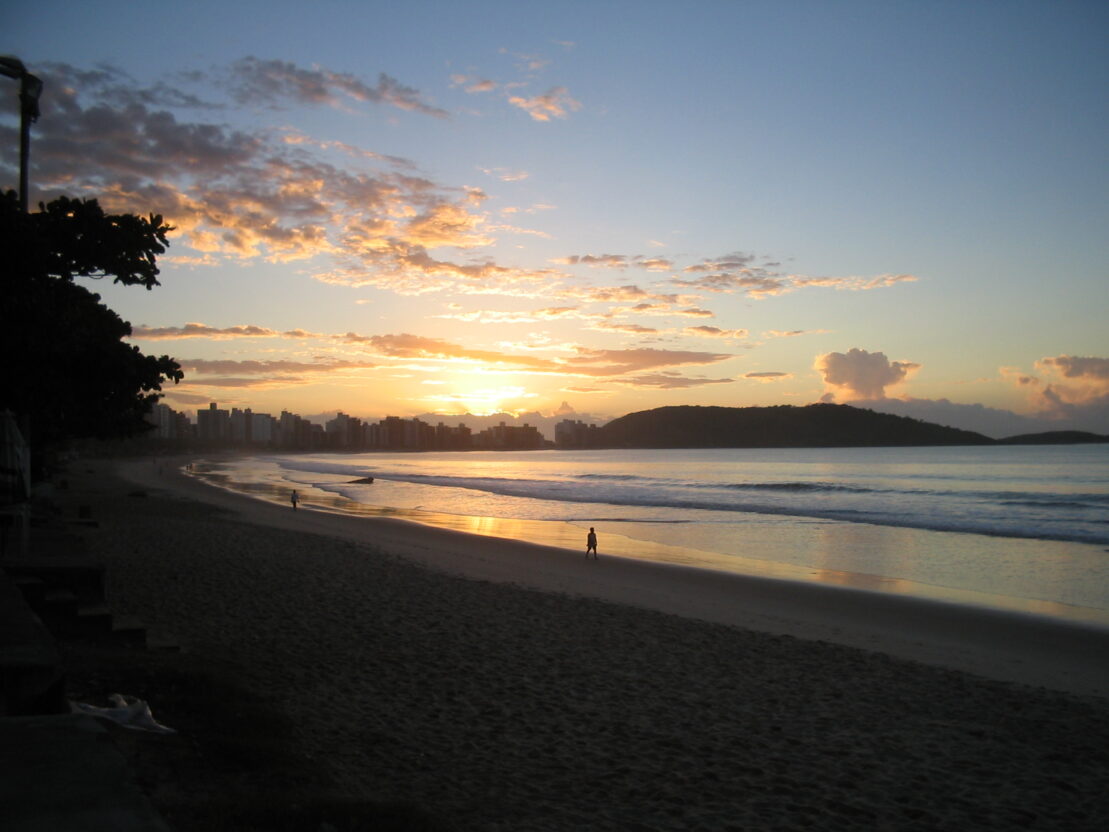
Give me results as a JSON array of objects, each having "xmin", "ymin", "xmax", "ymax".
[{"xmin": 190, "ymin": 464, "xmax": 1109, "ymax": 628}]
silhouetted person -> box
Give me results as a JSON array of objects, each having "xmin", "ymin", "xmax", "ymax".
[
  {"xmin": 586, "ymin": 527, "xmax": 598, "ymax": 559},
  {"xmin": 290, "ymin": 489, "xmax": 299, "ymax": 511}
]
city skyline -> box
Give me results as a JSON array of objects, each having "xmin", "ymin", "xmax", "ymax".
[{"xmin": 3, "ymin": 1, "xmax": 1106, "ymax": 438}]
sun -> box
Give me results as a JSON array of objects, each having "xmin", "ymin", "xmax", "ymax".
[{"xmin": 425, "ymin": 384, "xmax": 533, "ymax": 416}]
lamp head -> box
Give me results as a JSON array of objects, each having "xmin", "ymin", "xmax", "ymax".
[{"xmin": 0, "ymin": 55, "xmax": 27, "ymax": 80}]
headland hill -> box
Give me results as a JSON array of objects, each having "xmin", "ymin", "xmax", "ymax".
[{"xmin": 591, "ymin": 404, "xmax": 1108, "ymax": 449}]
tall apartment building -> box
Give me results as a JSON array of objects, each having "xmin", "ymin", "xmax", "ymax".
[
  {"xmin": 196, "ymin": 402, "xmax": 231, "ymax": 443},
  {"xmin": 251, "ymin": 412, "xmax": 277, "ymax": 444},
  {"xmin": 279, "ymin": 410, "xmax": 320, "ymax": 449},
  {"xmin": 555, "ymin": 419, "xmax": 599, "ymax": 448},
  {"xmin": 149, "ymin": 402, "xmax": 176, "ymax": 439},
  {"xmin": 230, "ymin": 408, "xmax": 253, "ymax": 444},
  {"xmin": 434, "ymin": 422, "xmax": 471, "ymax": 450},
  {"xmin": 325, "ymin": 412, "xmax": 364, "ymax": 449},
  {"xmin": 473, "ymin": 422, "xmax": 543, "ymax": 450}
]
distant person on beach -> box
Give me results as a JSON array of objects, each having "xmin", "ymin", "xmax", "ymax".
[
  {"xmin": 586, "ymin": 527, "xmax": 598, "ymax": 559},
  {"xmin": 290, "ymin": 490, "xmax": 299, "ymax": 511}
]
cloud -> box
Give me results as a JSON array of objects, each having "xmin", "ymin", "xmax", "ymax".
[
  {"xmin": 565, "ymin": 347, "xmax": 733, "ymax": 377},
  {"xmin": 226, "ymin": 57, "xmax": 449, "ymax": 117},
  {"xmin": 345, "ymin": 336, "xmax": 734, "ymax": 381},
  {"xmin": 178, "ymin": 376, "xmax": 309, "ymax": 389},
  {"xmin": 507, "ymin": 86, "xmax": 581, "ymax": 121},
  {"xmin": 279, "ymin": 131, "xmax": 417, "ymax": 169},
  {"xmin": 16, "ymin": 62, "xmax": 533, "ymax": 293},
  {"xmin": 130, "ymin": 323, "xmax": 319, "ymax": 340},
  {"xmin": 1007, "ymin": 355, "xmax": 1109, "ymax": 426},
  {"xmin": 160, "ymin": 390, "xmax": 219, "ymax": 406},
  {"xmin": 316, "ymin": 246, "xmax": 565, "ymax": 296},
  {"xmin": 745, "ymin": 371, "xmax": 791, "ymax": 381},
  {"xmin": 348, "ymin": 333, "xmax": 558, "ymax": 371},
  {"xmin": 139, "ymin": 321, "xmax": 739, "ymax": 390},
  {"xmin": 560, "ymin": 284, "xmax": 653, "ymax": 303},
  {"xmin": 504, "ymin": 51, "xmax": 552, "ymax": 74},
  {"xmin": 612, "ymin": 373, "xmax": 735, "ymax": 389},
  {"xmin": 179, "ymin": 358, "xmax": 376, "ymax": 374},
  {"xmin": 1036, "ymin": 355, "xmax": 1109, "ymax": 384},
  {"xmin": 682, "ymin": 253, "xmax": 760, "ymax": 273},
  {"xmin": 433, "ymin": 305, "xmax": 601, "ymax": 325},
  {"xmin": 848, "ymin": 397, "xmax": 1044, "ymax": 439},
  {"xmin": 7, "ymin": 58, "xmax": 931, "ymax": 408},
  {"xmin": 684, "ymin": 326, "xmax": 749, "ymax": 340},
  {"xmin": 675, "ymin": 252, "xmax": 917, "ymax": 300},
  {"xmin": 674, "ymin": 273, "xmax": 788, "ymax": 297},
  {"xmin": 554, "ymin": 254, "xmax": 675, "ymax": 271},
  {"xmin": 764, "ymin": 329, "xmax": 830, "ymax": 338},
  {"xmin": 553, "ymin": 254, "xmax": 627, "ymax": 268},
  {"xmin": 593, "ymin": 322, "xmax": 660, "ymax": 335},
  {"xmin": 793, "ymin": 274, "xmax": 917, "ymax": 291},
  {"xmin": 451, "ymin": 75, "xmax": 498, "ymax": 94},
  {"xmin": 815, "ymin": 348, "xmax": 921, "ymax": 400},
  {"xmin": 481, "ymin": 167, "xmax": 529, "ymax": 182}
]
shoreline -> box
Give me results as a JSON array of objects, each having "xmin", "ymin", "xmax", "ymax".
[
  {"xmin": 195, "ymin": 451, "xmax": 1109, "ymax": 625},
  {"xmin": 123, "ymin": 458, "xmax": 1109, "ymax": 698},
  {"xmin": 52, "ymin": 456, "xmax": 1109, "ymax": 829}
]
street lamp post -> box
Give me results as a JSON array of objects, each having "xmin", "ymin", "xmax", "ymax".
[{"xmin": 0, "ymin": 56, "xmax": 44, "ymax": 213}]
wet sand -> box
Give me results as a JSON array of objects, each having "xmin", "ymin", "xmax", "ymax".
[{"xmin": 59, "ymin": 457, "xmax": 1109, "ymax": 829}]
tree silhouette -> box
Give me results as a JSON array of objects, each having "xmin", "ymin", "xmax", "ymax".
[{"xmin": 0, "ymin": 191, "xmax": 183, "ymax": 469}]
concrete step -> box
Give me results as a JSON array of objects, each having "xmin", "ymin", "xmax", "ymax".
[
  {"xmin": 11, "ymin": 575, "xmax": 45, "ymax": 607},
  {"xmin": 0, "ymin": 574, "xmax": 66, "ymax": 716},
  {"xmin": 40, "ymin": 588, "xmax": 80, "ymax": 621},
  {"xmin": 109, "ymin": 614, "xmax": 148, "ymax": 647},
  {"xmin": 0, "ymin": 713, "xmax": 171, "ymax": 831},
  {"xmin": 3, "ymin": 560, "xmax": 107, "ymax": 606},
  {"xmin": 76, "ymin": 602, "xmax": 116, "ymax": 635}
]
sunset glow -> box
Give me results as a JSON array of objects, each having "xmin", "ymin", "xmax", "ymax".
[{"xmin": 3, "ymin": 1, "xmax": 1105, "ymax": 436}]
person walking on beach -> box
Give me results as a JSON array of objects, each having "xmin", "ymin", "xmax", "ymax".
[
  {"xmin": 586, "ymin": 527, "xmax": 598, "ymax": 559},
  {"xmin": 290, "ymin": 489, "xmax": 299, "ymax": 511}
]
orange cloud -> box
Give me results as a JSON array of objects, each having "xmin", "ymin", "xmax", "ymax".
[
  {"xmin": 179, "ymin": 359, "xmax": 376, "ymax": 375},
  {"xmin": 684, "ymin": 326, "xmax": 749, "ymax": 339},
  {"xmin": 507, "ymin": 86, "xmax": 581, "ymax": 121},
  {"xmin": 178, "ymin": 374, "xmax": 315, "ymax": 389},
  {"xmin": 30, "ymin": 63, "xmax": 506, "ymax": 280},
  {"xmin": 130, "ymin": 323, "xmax": 320, "ymax": 340},
  {"xmin": 565, "ymin": 347, "xmax": 733, "ymax": 377},
  {"xmin": 815, "ymin": 348, "xmax": 920, "ymax": 400},
  {"xmin": 452, "ymin": 75, "xmax": 498, "ymax": 94},
  {"xmin": 348, "ymin": 333, "xmax": 559, "ymax": 371},
  {"xmin": 745, "ymin": 371, "xmax": 792, "ymax": 382},
  {"xmin": 764, "ymin": 329, "xmax": 830, "ymax": 338},
  {"xmin": 593, "ymin": 322, "xmax": 660, "ymax": 335},
  {"xmin": 1008, "ymin": 355, "xmax": 1109, "ymax": 421},
  {"xmin": 612, "ymin": 373, "xmax": 735, "ymax": 389}
]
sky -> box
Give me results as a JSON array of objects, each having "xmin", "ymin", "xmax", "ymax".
[{"xmin": 2, "ymin": 0, "xmax": 1107, "ymax": 437}]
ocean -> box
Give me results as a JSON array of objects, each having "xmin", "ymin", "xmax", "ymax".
[{"xmin": 190, "ymin": 444, "xmax": 1109, "ymax": 626}]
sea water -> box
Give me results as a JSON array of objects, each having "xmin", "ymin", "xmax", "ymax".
[{"xmin": 191, "ymin": 445, "xmax": 1109, "ymax": 626}]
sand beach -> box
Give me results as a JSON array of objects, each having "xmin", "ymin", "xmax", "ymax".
[{"xmin": 49, "ymin": 457, "xmax": 1109, "ymax": 830}]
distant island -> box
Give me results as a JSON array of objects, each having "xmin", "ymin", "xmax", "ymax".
[
  {"xmin": 593, "ymin": 404, "xmax": 1108, "ymax": 449},
  {"xmin": 994, "ymin": 430, "xmax": 1109, "ymax": 445}
]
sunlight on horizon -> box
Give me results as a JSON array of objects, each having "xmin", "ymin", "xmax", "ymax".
[{"xmin": 421, "ymin": 382, "xmax": 535, "ymax": 417}]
